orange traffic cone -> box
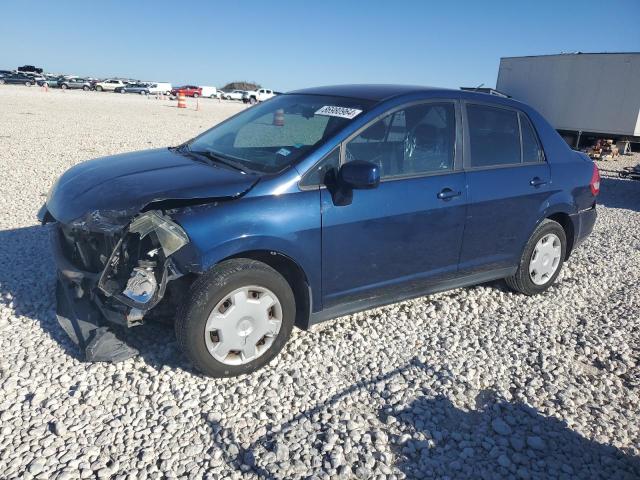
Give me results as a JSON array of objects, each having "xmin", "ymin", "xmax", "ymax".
[
  {"xmin": 177, "ymin": 91, "xmax": 186, "ymax": 109},
  {"xmin": 273, "ymin": 108, "xmax": 285, "ymax": 126}
]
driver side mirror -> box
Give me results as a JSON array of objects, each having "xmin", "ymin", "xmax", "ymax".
[{"xmin": 338, "ymin": 161, "xmax": 380, "ymax": 189}]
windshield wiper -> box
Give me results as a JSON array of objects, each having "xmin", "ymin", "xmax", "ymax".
[{"xmin": 188, "ymin": 149, "xmax": 248, "ymax": 174}]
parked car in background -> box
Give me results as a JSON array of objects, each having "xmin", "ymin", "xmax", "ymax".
[
  {"xmin": 17, "ymin": 65, "xmax": 43, "ymax": 74},
  {"xmin": 243, "ymin": 88, "xmax": 276, "ymax": 104},
  {"xmin": 58, "ymin": 78, "xmax": 93, "ymax": 90},
  {"xmin": 0, "ymin": 69, "xmax": 14, "ymax": 78},
  {"xmin": 0, "ymin": 72, "xmax": 41, "ymax": 86},
  {"xmin": 147, "ymin": 82, "xmax": 172, "ymax": 95},
  {"xmin": 39, "ymin": 85, "xmax": 599, "ymax": 377},
  {"xmin": 171, "ymin": 85, "xmax": 202, "ymax": 97},
  {"xmin": 200, "ymin": 86, "xmax": 218, "ymax": 98},
  {"xmin": 37, "ymin": 75, "xmax": 62, "ymax": 88},
  {"xmin": 115, "ymin": 83, "xmax": 151, "ymax": 95},
  {"xmin": 222, "ymin": 89, "xmax": 246, "ymax": 101},
  {"xmin": 94, "ymin": 79, "xmax": 126, "ymax": 92}
]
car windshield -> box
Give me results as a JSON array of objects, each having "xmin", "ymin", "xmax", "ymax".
[{"xmin": 188, "ymin": 94, "xmax": 373, "ymax": 174}]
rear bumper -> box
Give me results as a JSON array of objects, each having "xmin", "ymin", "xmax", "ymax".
[{"xmin": 571, "ymin": 205, "xmax": 597, "ymax": 250}]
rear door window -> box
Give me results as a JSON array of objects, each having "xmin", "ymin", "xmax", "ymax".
[{"xmin": 467, "ymin": 104, "xmax": 521, "ymax": 167}]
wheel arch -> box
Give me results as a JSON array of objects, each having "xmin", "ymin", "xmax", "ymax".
[
  {"xmin": 221, "ymin": 249, "xmax": 312, "ymax": 330},
  {"xmin": 546, "ymin": 211, "xmax": 575, "ymax": 259}
]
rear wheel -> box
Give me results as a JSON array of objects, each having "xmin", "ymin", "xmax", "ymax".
[
  {"xmin": 250, "ymin": 97, "xmax": 257, "ymax": 105},
  {"xmin": 0, "ymin": 79, "xmax": 5, "ymax": 84},
  {"xmin": 61, "ymin": 84, "xmax": 68, "ymax": 89},
  {"xmin": 25, "ymin": 81, "xmax": 32, "ymax": 87},
  {"xmin": 175, "ymin": 259, "xmax": 295, "ymax": 378},
  {"xmin": 83, "ymin": 85, "xmax": 89, "ymax": 91},
  {"xmin": 506, "ymin": 219, "xmax": 566, "ymax": 295}
]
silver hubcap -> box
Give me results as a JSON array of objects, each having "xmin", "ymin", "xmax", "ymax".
[
  {"xmin": 205, "ymin": 286, "xmax": 282, "ymax": 365},
  {"xmin": 529, "ymin": 233, "xmax": 562, "ymax": 285}
]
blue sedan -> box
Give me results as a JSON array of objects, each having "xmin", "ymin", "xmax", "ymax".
[{"xmin": 40, "ymin": 84, "xmax": 599, "ymax": 377}]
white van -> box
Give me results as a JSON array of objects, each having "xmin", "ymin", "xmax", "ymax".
[
  {"xmin": 147, "ymin": 82, "xmax": 172, "ymax": 95},
  {"xmin": 200, "ymin": 86, "xmax": 219, "ymax": 99}
]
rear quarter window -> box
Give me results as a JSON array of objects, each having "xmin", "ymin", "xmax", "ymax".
[{"xmin": 519, "ymin": 113, "xmax": 544, "ymax": 163}]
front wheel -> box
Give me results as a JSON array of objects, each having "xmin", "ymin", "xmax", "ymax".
[
  {"xmin": 250, "ymin": 97, "xmax": 257, "ymax": 105},
  {"xmin": 25, "ymin": 81, "xmax": 32, "ymax": 87},
  {"xmin": 175, "ymin": 259, "xmax": 295, "ymax": 378},
  {"xmin": 96, "ymin": 86, "xmax": 103, "ymax": 91},
  {"xmin": 505, "ymin": 219, "xmax": 566, "ymax": 295},
  {"xmin": 61, "ymin": 84, "xmax": 68, "ymax": 89},
  {"xmin": 192, "ymin": 92, "xmax": 199, "ymax": 98}
]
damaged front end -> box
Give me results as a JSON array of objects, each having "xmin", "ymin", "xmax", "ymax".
[{"xmin": 49, "ymin": 210, "xmax": 190, "ymax": 362}]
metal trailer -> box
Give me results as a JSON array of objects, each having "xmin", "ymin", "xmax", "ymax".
[{"xmin": 496, "ymin": 53, "xmax": 640, "ymax": 148}]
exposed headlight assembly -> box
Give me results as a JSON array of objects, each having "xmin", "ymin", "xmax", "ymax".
[
  {"xmin": 129, "ymin": 211, "xmax": 189, "ymax": 257},
  {"xmin": 97, "ymin": 211, "xmax": 189, "ymax": 311}
]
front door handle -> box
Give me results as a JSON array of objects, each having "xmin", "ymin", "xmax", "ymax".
[
  {"xmin": 530, "ymin": 177, "xmax": 547, "ymax": 187},
  {"xmin": 437, "ymin": 188, "xmax": 462, "ymax": 200}
]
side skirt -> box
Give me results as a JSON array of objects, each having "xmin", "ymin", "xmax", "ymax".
[{"xmin": 305, "ymin": 266, "xmax": 516, "ymax": 328}]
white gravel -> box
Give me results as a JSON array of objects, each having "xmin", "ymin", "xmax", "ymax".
[{"xmin": 0, "ymin": 85, "xmax": 639, "ymax": 479}]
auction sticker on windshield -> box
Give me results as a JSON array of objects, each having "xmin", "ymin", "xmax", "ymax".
[{"xmin": 315, "ymin": 106, "xmax": 363, "ymax": 119}]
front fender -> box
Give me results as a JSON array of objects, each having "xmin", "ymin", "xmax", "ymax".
[{"xmin": 169, "ymin": 190, "xmax": 322, "ymax": 305}]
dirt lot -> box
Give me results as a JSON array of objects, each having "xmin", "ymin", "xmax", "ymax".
[{"xmin": 0, "ymin": 85, "xmax": 639, "ymax": 479}]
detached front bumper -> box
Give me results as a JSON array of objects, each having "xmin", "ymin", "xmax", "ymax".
[
  {"xmin": 47, "ymin": 208, "xmax": 190, "ymax": 362},
  {"xmin": 51, "ymin": 228, "xmax": 140, "ymax": 362}
]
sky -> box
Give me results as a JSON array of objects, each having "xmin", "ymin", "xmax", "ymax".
[{"xmin": 1, "ymin": 0, "xmax": 639, "ymax": 91}]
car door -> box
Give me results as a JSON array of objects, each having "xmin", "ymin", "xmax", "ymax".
[
  {"xmin": 320, "ymin": 100, "xmax": 467, "ymax": 308},
  {"xmin": 459, "ymin": 102, "xmax": 551, "ymax": 273}
]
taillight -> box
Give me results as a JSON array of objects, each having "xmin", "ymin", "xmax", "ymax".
[{"xmin": 590, "ymin": 163, "xmax": 600, "ymax": 196}]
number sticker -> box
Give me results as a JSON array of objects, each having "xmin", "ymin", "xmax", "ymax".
[{"xmin": 315, "ymin": 106, "xmax": 363, "ymax": 119}]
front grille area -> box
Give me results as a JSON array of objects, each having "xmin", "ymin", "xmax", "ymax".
[{"xmin": 57, "ymin": 224, "xmax": 117, "ymax": 273}]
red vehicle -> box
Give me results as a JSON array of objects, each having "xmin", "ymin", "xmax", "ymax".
[{"xmin": 171, "ymin": 85, "xmax": 202, "ymax": 97}]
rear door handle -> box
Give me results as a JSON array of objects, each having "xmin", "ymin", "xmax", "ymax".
[
  {"xmin": 530, "ymin": 177, "xmax": 548, "ymax": 187},
  {"xmin": 437, "ymin": 188, "xmax": 462, "ymax": 200}
]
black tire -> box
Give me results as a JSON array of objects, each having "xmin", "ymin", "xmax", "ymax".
[
  {"xmin": 96, "ymin": 85, "xmax": 103, "ymax": 92},
  {"xmin": 61, "ymin": 84, "xmax": 68, "ymax": 89},
  {"xmin": 250, "ymin": 97, "xmax": 257, "ymax": 105},
  {"xmin": 0, "ymin": 79, "xmax": 5, "ymax": 85},
  {"xmin": 83, "ymin": 85, "xmax": 89, "ymax": 91},
  {"xmin": 505, "ymin": 219, "xmax": 566, "ymax": 295},
  {"xmin": 175, "ymin": 259, "xmax": 295, "ymax": 378},
  {"xmin": 25, "ymin": 81, "xmax": 32, "ymax": 87},
  {"xmin": 192, "ymin": 92, "xmax": 199, "ymax": 98}
]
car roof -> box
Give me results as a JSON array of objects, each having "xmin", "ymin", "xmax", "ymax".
[
  {"xmin": 288, "ymin": 84, "xmax": 453, "ymax": 101},
  {"xmin": 287, "ymin": 84, "xmax": 530, "ymax": 110}
]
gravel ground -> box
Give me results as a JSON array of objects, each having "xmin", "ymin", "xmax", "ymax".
[{"xmin": 0, "ymin": 85, "xmax": 639, "ymax": 479}]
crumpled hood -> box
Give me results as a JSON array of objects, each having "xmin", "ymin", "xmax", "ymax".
[{"xmin": 46, "ymin": 148, "xmax": 259, "ymax": 226}]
